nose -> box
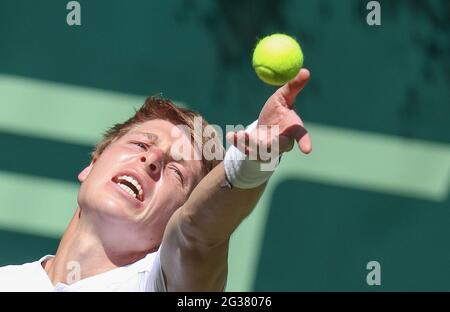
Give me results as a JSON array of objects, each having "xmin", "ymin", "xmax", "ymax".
[{"xmin": 140, "ymin": 148, "xmax": 164, "ymax": 177}]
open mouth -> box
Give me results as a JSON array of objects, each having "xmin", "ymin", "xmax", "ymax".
[{"xmin": 112, "ymin": 175, "xmax": 144, "ymax": 202}]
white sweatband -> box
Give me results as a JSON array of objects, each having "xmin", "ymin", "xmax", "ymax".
[{"xmin": 223, "ymin": 120, "xmax": 279, "ymax": 189}]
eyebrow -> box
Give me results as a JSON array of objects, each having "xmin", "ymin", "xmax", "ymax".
[{"xmin": 130, "ymin": 131, "xmax": 159, "ymax": 143}]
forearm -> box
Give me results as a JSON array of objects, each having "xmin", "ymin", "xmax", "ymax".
[
  {"xmin": 160, "ymin": 162, "xmax": 266, "ymax": 291},
  {"xmin": 160, "ymin": 69, "xmax": 311, "ymax": 291},
  {"xmin": 179, "ymin": 162, "xmax": 266, "ymax": 246}
]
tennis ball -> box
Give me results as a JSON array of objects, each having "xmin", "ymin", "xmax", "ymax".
[{"xmin": 252, "ymin": 34, "xmax": 304, "ymax": 86}]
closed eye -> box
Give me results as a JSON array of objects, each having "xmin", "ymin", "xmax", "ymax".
[
  {"xmin": 132, "ymin": 142, "xmax": 148, "ymax": 151},
  {"xmin": 170, "ymin": 166, "xmax": 184, "ymax": 186}
]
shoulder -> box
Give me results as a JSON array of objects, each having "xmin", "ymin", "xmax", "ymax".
[
  {"xmin": 0, "ymin": 262, "xmax": 33, "ymax": 291},
  {"xmin": 0, "ymin": 261, "xmax": 35, "ymax": 277},
  {"xmin": 0, "ymin": 256, "xmax": 53, "ymax": 291},
  {"xmin": 130, "ymin": 249, "xmax": 167, "ymax": 292}
]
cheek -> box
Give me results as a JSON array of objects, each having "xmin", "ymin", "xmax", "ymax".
[
  {"xmin": 77, "ymin": 180, "xmax": 92, "ymax": 208},
  {"xmin": 163, "ymin": 178, "xmax": 188, "ymax": 206},
  {"xmin": 167, "ymin": 192, "xmax": 188, "ymax": 217},
  {"xmin": 112, "ymin": 142, "xmax": 143, "ymax": 155},
  {"xmin": 98, "ymin": 145, "xmax": 139, "ymax": 165},
  {"xmin": 148, "ymin": 184, "xmax": 187, "ymax": 217},
  {"xmin": 77, "ymin": 166, "xmax": 110, "ymax": 204}
]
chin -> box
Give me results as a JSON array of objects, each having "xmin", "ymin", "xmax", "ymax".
[
  {"xmin": 99, "ymin": 194, "xmax": 142, "ymax": 220},
  {"xmin": 79, "ymin": 193, "xmax": 131, "ymax": 222}
]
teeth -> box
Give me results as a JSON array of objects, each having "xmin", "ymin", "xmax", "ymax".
[
  {"xmin": 119, "ymin": 176, "xmax": 142, "ymax": 194},
  {"xmin": 116, "ymin": 175, "xmax": 143, "ymax": 196},
  {"xmin": 118, "ymin": 183, "xmax": 137, "ymax": 198}
]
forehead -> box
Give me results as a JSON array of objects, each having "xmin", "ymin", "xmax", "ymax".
[
  {"xmin": 130, "ymin": 119, "xmax": 186, "ymax": 138},
  {"xmin": 127, "ymin": 119, "xmax": 196, "ymax": 152}
]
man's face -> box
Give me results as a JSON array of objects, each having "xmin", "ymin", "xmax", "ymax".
[{"xmin": 77, "ymin": 119, "xmax": 204, "ymax": 246}]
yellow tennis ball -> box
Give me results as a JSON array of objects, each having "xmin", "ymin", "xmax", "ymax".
[{"xmin": 252, "ymin": 34, "xmax": 304, "ymax": 86}]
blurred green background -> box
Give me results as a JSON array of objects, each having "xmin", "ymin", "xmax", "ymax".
[{"xmin": 0, "ymin": 0, "xmax": 449, "ymax": 291}]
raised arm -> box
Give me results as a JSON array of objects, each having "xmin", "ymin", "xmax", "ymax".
[{"xmin": 160, "ymin": 69, "xmax": 311, "ymax": 291}]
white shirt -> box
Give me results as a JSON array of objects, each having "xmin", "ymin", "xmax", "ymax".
[{"xmin": 0, "ymin": 249, "xmax": 167, "ymax": 292}]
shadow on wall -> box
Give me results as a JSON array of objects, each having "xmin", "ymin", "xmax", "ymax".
[
  {"xmin": 0, "ymin": 229, "xmax": 59, "ymax": 266},
  {"xmin": 1, "ymin": 0, "xmax": 448, "ymax": 141},
  {"xmin": 254, "ymin": 179, "xmax": 450, "ymax": 291},
  {"xmin": 0, "ymin": 130, "xmax": 91, "ymax": 182}
]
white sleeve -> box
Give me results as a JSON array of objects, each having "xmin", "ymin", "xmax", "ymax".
[{"xmin": 142, "ymin": 248, "xmax": 167, "ymax": 292}]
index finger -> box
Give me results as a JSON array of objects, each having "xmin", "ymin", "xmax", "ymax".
[{"xmin": 278, "ymin": 68, "xmax": 310, "ymax": 108}]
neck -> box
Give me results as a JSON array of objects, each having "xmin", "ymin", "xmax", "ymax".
[{"xmin": 44, "ymin": 208, "xmax": 152, "ymax": 286}]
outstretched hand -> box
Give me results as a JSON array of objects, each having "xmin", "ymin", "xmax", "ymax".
[{"xmin": 226, "ymin": 68, "xmax": 311, "ymax": 160}]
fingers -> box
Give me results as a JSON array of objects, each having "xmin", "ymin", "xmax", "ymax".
[
  {"xmin": 226, "ymin": 129, "xmax": 275, "ymax": 160},
  {"xmin": 226, "ymin": 131, "xmax": 249, "ymax": 155},
  {"xmin": 299, "ymin": 132, "xmax": 312, "ymax": 154},
  {"xmin": 278, "ymin": 68, "xmax": 310, "ymax": 108},
  {"xmin": 284, "ymin": 123, "xmax": 312, "ymax": 154},
  {"xmin": 278, "ymin": 135, "xmax": 294, "ymax": 153},
  {"xmin": 226, "ymin": 124, "xmax": 312, "ymax": 160}
]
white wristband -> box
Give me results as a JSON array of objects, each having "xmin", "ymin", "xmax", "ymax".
[{"xmin": 223, "ymin": 120, "xmax": 279, "ymax": 189}]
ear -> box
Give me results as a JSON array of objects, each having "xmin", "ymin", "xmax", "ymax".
[{"xmin": 78, "ymin": 159, "xmax": 96, "ymax": 183}]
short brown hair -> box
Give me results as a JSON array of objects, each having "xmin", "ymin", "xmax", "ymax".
[{"xmin": 92, "ymin": 96, "xmax": 224, "ymax": 176}]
